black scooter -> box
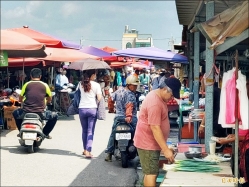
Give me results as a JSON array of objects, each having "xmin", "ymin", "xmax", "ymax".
[{"xmin": 113, "ymin": 119, "xmax": 137, "ymax": 168}]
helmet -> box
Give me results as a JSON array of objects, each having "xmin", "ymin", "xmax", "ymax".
[
  {"xmin": 2, "ymin": 88, "xmax": 12, "ymax": 96},
  {"xmin": 126, "ymin": 75, "xmax": 140, "ymax": 85}
]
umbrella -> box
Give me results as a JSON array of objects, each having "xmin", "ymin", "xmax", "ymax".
[
  {"xmin": 109, "ymin": 61, "xmax": 132, "ymax": 68},
  {"xmin": 101, "ymin": 46, "xmax": 118, "ymax": 53},
  {"xmin": 38, "ymin": 47, "xmax": 98, "ymax": 62},
  {"xmin": 80, "ymin": 45, "xmax": 118, "ymax": 62},
  {"xmin": 1, "ymin": 30, "xmax": 46, "ymax": 58},
  {"xmin": 7, "ymin": 58, "xmax": 44, "ymax": 67},
  {"xmin": 68, "ymin": 58, "xmax": 111, "ymax": 71},
  {"xmin": 80, "ymin": 46, "xmax": 112, "ymax": 57},
  {"xmin": 112, "ymin": 47, "xmax": 188, "ymax": 63},
  {"xmin": 131, "ymin": 62, "xmax": 150, "ymax": 69},
  {"xmin": 8, "ymin": 27, "xmax": 81, "ymax": 49}
]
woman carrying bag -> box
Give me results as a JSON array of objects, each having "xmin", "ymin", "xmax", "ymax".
[{"xmin": 78, "ymin": 70, "xmax": 102, "ymax": 158}]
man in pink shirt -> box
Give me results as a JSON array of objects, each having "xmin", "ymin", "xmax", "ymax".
[{"xmin": 134, "ymin": 77, "xmax": 181, "ymax": 187}]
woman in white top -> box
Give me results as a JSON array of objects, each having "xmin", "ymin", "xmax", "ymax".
[{"xmin": 78, "ymin": 70, "xmax": 102, "ymax": 158}]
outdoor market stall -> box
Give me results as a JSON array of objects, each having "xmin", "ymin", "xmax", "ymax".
[{"xmin": 160, "ymin": 153, "xmax": 234, "ymax": 187}]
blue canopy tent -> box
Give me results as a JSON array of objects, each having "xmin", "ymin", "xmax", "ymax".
[
  {"xmin": 112, "ymin": 47, "xmax": 188, "ymax": 64},
  {"xmin": 80, "ymin": 46, "xmax": 112, "ymax": 57}
]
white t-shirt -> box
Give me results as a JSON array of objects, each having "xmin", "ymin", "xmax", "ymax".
[
  {"xmin": 78, "ymin": 81, "xmax": 102, "ymax": 108},
  {"xmin": 60, "ymin": 75, "xmax": 69, "ymax": 86}
]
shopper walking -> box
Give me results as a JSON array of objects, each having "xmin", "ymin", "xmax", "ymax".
[{"xmin": 78, "ymin": 70, "xmax": 102, "ymax": 158}]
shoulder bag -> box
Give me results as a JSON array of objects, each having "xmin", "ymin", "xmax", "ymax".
[{"xmin": 67, "ymin": 82, "xmax": 81, "ymax": 115}]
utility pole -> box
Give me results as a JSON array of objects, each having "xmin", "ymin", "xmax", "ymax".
[
  {"xmin": 80, "ymin": 36, "xmax": 84, "ymax": 47},
  {"xmin": 168, "ymin": 36, "xmax": 175, "ymax": 52}
]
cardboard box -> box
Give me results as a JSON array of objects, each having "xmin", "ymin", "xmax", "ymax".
[{"xmin": 3, "ymin": 106, "xmax": 18, "ymax": 130}]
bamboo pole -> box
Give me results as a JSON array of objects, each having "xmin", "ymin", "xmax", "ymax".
[
  {"xmin": 22, "ymin": 57, "xmax": 25, "ymax": 87},
  {"xmin": 7, "ymin": 67, "xmax": 9, "ymax": 88}
]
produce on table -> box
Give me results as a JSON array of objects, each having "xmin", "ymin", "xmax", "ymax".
[
  {"xmin": 163, "ymin": 159, "xmax": 221, "ymax": 172},
  {"xmin": 166, "ymin": 98, "xmax": 178, "ymax": 106}
]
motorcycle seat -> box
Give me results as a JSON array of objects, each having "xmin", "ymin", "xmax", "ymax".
[
  {"xmin": 117, "ymin": 119, "xmax": 127, "ymax": 123},
  {"xmin": 23, "ymin": 113, "xmax": 42, "ymax": 120}
]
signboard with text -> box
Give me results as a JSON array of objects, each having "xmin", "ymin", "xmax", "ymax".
[{"xmin": 0, "ymin": 51, "xmax": 8, "ymax": 67}]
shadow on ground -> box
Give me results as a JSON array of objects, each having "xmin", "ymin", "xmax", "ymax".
[
  {"xmin": 0, "ymin": 145, "xmax": 83, "ymax": 158},
  {"xmin": 0, "ymin": 129, "xmax": 16, "ymax": 137},
  {"xmin": 69, "ymin": 150, "xmax": 139, "ymax": 187}
]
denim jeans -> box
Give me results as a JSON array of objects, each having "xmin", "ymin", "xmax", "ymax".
[
  {"xmin": 12, "ymin": 108, "xmax": 58, "ymax": 136},
  {"xmin": 105, "ymin": 115, "xmax": 137, "ymax": 154}
]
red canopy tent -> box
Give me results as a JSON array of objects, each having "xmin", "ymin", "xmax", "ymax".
[
  {"xmin": 0, "ymin": 30, "xmax": 46, "ymax": 58},
  {"xmin": 8, "ymin": 27, "xmax": 81, "ymax": 49},
  {"xmin": 8, "ymin": 58, "xmax": 43, "ymax": 67},
  {"xmin": 39, "ymin": 47, "xmax": 98, "ymax": 62}
]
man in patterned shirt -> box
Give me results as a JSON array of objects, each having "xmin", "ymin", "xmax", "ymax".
[{"xmin": 105, "ymin": 75, "xmax": 139, "ymax": 162}]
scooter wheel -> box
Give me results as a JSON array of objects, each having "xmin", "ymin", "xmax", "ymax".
[
  {"xmin": 27, "ymin": 145, "xmax": 34, "ymax": 153},
  {"xmin": 121, "ymin": 151, "xmax": 128, "ymax": 168}
]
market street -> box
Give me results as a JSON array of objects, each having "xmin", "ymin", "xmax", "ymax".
[{"xmin": 0, "ymin": 112, "xmax": 138, "ymax": 186}]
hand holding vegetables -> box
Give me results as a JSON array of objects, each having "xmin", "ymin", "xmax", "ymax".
[{"xmin": 163, "ymin": 147, "xmax": 175, "ymax": 164}]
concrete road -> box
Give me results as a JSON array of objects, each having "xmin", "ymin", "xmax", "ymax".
[{"xmin": 1, "ymin": 112, "xmax": 138, "ymax": 186}]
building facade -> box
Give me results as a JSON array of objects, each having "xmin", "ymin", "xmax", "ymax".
[{"xmin": 121, "ymin": 25, "xmax": 153, "ymax": 49}]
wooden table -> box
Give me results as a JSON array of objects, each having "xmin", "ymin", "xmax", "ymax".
[{"xmin": 160, "ymin": 153, "xmax": 235, "ymax": 187}]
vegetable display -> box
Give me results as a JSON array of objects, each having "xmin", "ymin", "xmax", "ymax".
[{"xmin": 163, "ymin": 160, "xmax": 222, "ymax": 173}]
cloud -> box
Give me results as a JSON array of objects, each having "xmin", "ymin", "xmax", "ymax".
[
  {"xmin": 0, "ymin": 1, "xmax": 183, "ymax": 50},
  {"xmin": 61, "ymin": 2, "xmax": 82, "ymax": 18},
  {"xmin": 26, "ymin": 1, "xmax": 42, "ymax": 14}
]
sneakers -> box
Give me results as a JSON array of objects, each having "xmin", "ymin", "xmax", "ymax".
[
  {"xmin": 45, "ymin": 135, "xmax": 52, "ymax": 139},
  {"xmin": 105, "ymin": 153, "xmax": 112, "ymax": 162},
  {"xmin": 137, "ymin": 163, "xmax": 142, "ymax": 170}
]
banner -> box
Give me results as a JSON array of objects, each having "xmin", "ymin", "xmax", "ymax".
[{"xmin": 0, "ymin": 51, "xmax": 8, "ymax": 67}]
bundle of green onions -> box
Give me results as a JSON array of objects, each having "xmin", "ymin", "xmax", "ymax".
[{"xmin": 163, "ymin": 160, "xmax": 222, "ymax": 172}]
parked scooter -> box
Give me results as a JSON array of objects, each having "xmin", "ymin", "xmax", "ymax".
[
  {"xmin": 113, "ymin": 119, "xmax": 137, "ymax": 168},
  {"xmin": 18, "ymin": 112, "xmax": 46, "ymax": 153}
]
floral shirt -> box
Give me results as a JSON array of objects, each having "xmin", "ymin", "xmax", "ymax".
[{"xmin": 111, "ymin": 87, "xmax": 137, "ymax": 117}]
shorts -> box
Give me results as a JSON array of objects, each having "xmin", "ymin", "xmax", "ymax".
[{"xmin": 137, "ymin": 148, "xmax": 160, "ymax": 175}]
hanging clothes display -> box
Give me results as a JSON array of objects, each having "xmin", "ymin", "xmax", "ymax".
[
  {"xmin": 218, "ymin": 68, "xmax": 248, "ymax": 130},
  {"xmin": 225, "ymin": 71, "xmax": 242, "ymax": 124}
]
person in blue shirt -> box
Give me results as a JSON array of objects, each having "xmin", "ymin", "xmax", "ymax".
[
  {"xmin": 139, "ymin": 68, "xmax": 150, "ymax": 86},
  {"xmin": 121, "ymin": 72, "xmax": 126, "ymax": 87},
  {"xmin": 105, "ymin": 75, "xmax": 139, "ymax": 162}
]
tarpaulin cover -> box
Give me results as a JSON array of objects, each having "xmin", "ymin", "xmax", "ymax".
[{"xmin": 191, "ymin": 1, "xmax": 248, "ymax": 49}]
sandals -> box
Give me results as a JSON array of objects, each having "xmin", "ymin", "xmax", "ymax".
[{"xmin": 82, "ymin": 150, "xmax": 93, "ymax": 158}]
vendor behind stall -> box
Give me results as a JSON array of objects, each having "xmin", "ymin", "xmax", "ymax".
[{"xmin": 198, "ymin": 83, "xmax": 228, "ymax": 138}]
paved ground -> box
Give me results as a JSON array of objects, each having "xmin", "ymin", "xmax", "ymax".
[{"xmin": 0, "ymin": 112, "xmax": 138, "ymax": 186}]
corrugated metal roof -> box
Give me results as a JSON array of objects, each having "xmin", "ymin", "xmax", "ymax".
[{"xmin": 175, "ymin": 0, "xmax": 242, "ymax": 28}]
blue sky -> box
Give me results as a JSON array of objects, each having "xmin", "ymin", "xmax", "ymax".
[{"xmin": 1, "ymin": 1, "xmax": 183, "ymax": 50}]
